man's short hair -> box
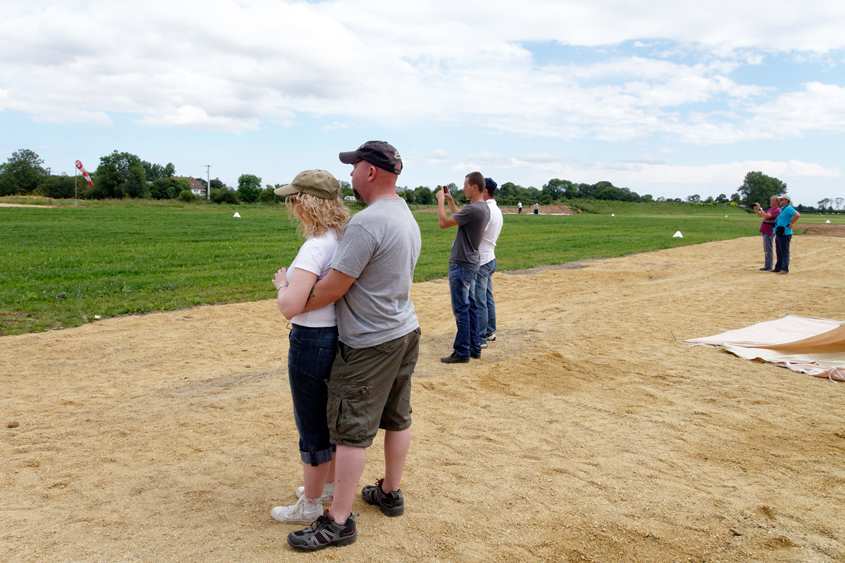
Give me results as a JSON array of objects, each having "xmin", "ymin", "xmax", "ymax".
[
  {"xmin": 466, "ymin": 171, "xmax": 485, "ymax": 193},
  {"xmin": 484, "ymin": 177, "xmax": 497, "ymax": 197}
]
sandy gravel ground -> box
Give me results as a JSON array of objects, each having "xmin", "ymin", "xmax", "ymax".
[{"xmin": 2, "ymin": 235, "xmax": 844, "ymax": 563}]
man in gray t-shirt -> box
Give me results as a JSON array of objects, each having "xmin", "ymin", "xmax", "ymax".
[
  {"xmin": 288, "ymin": 141, "xmax": 421, "ymax": 551},
  {"xmin": 332, "ymin": 197, "xmax": 421, "ymax": 346},
  {"xmin": 436, "ymin": 171, "xmax": 490, "ymax": 364}
]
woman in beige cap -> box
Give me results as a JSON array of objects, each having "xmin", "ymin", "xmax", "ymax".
[{"xmin": 269, "ymin": 170, "xmax": 349, "ymax": 524}]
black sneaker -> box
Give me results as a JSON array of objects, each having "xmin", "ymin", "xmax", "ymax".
[
  {"xmin": 361, "ymin": 479, "xmax": 404, "ymax": 516},
  {"xmin": 287, "ymin": 510, "xmax": 357, "ymax": 551},
  {"xmin": 470, "ymin": 351, "xmax": 481, "ymax": 359},
  {"xmin": 441, "ymin": 352, "xmax": 469, "ymax": 364}
]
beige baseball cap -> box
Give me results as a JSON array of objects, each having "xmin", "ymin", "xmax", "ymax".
[{"xmin": 274, "ymin": 169, "xmax": 340, "ymax": 199}]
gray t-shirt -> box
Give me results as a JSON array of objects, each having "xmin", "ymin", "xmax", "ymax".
[
  {"xmin": 449, "ymin": 201, "xmax": 490, "ymax": 270},
  {"xmin": 332, "ymin": 198, "xmax": 422, "ymax": 348}
]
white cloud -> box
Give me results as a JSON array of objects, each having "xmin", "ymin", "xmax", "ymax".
[
  {"xmin": 516, "ymin": 153, "xmax": 563, "ymax": 164},
  {"xmin": 322, "ymin": 121, "xmax": 350, "ymax": 130},
  {"xmin": 2, "ymin": 0, "xmax": 843, "ymax": 138},
  {"xmin": 2, "ymin": 0, "xmax": 845, "ymax": 204},
  {"xmin": 136, "ymin": 105, "xmax": 260, "ymax": 133},
  {"xmin": 747, "ymin": 82, "xmax": 845, "ymax": 137},
  {"xmin": 673, "ymin": 82, "xmax": 845, "ymax": 144}
]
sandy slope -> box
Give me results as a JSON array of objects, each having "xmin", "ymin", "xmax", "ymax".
[{"xmin": 2, "ymin": 235, "xmax": 844, "ymax": 562}]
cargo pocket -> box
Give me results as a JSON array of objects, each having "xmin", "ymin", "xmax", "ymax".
[
  {"xmin": 373, "ymin": 336, "xmax": 404, "ymax": 355},
  {"xmin": 326, "ymin": 381, "xmax": 370, "ymax": 441}
]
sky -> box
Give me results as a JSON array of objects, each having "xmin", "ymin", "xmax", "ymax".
[{"xmin": 1, "ymin": 0, "xmax": 844, "ymax": 207}]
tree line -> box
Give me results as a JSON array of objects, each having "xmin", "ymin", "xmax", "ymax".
[
  {"xmin": 0, "ymin": 149, "xmax": 268, "ymax": 204},
  {"xmin": 1, "ymin": 149, "xmax": 841, "ymax": 212}
]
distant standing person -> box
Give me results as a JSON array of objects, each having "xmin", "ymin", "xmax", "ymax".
[
  {"xmin": 284, "ymin": 141, "xmax": 422, "ymax": 551},
  {"xmin": 476, "ymin": 177, "xmax": 503, "ymax": 348},
  {"xmin": 533, "ymin": 202, "xmax": 539, "ymax": 214},
  {"xmin": 753, "ymin": 196, "xmax": 780, "ymax": 271},
  {"xmin": 518, "ymin": 202, "xmax": 522, "ymax": 214},
  {"xmin": 269, "ymin": 170, "xmax": 349, "ymax": 524},
  {"xmin": 436, "ymin": 172, "xmax": 490, "ymax": 363},
  {"xmin": 773, "ymin": 194, "xmax": 800, "ymax": 275}
]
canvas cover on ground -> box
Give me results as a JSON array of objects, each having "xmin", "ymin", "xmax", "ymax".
[{"xmin": 685, "ymin": 315, "xmax": 845, "ymax": 382}]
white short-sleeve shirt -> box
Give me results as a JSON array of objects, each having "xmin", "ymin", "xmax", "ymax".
[{"xmin": 288, "ymin": 228, "xmax": 340, "ymax": 327}]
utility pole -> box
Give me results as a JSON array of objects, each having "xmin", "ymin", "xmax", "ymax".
[{"xmin": 203, "ymin": 165, "xmax": 212, "ymax": 200}]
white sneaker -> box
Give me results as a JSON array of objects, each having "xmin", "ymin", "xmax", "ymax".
[
  {"xmin": 271, "ymin": 495, "xmax": 323, "ymax": 524},
  {"xmin": 295, "ymin": 482, "xmax": 334, "ymax": 504}
]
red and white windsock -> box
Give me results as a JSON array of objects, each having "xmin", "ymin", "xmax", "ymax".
[{"xmin": 75, "ymin": 160, "xmax": 93, "ymax": 186}]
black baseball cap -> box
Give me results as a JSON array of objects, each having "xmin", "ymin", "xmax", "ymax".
[{"xmin": 339, "ymin": 141, "xmax": 402, "ymax": 175}]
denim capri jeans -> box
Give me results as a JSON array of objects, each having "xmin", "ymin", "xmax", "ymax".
[{"xmin": 287, "ymin": 324, "xmax": 338, "ymax": 466}]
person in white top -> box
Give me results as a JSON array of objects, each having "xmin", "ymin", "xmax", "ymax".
[
  {"xmin": 269, "ymin": 170, "xmax": 350, "ymax": 525},
  {"xmin": 474, "ymin": 178, "xmax": 503, "ymax": 348}
]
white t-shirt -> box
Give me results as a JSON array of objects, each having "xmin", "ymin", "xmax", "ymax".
[
  {"xmin": 288, "ymin": 228, "xmax": 340, "ymax": 327},
  {"xmin": 478, "ymin": 199, "xmax": 503, "ymax": 265}
]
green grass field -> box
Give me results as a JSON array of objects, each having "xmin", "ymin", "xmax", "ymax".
[{"xmin": 1, "ymin": 198, "xmax": 836, "ymax": 335}]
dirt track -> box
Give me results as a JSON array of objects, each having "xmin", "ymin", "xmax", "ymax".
[{"xmin": 2, "ymin": 235, "xmax": 844, "ymax": 562}]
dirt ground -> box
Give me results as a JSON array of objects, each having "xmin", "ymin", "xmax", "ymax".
[{"xmin": 3, "ymin": 235, "xmax": 845, "ymax": 563}]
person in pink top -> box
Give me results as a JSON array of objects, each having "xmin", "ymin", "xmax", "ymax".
[{"xmin": 752, "ymin": 196, "xmax": 780, "ymax": 271}]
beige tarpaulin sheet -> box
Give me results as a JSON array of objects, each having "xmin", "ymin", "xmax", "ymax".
[{"xmin": 685, "ymin": 315, "xmax": 845, "ymax": 382}]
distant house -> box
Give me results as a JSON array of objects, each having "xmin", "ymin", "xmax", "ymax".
[{"xmin": 173, "ymin": 177, "xmax": 208, "ymax": 197}]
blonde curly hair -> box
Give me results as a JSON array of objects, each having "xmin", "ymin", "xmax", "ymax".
[{"xmin": 285, "ymin": 192, "xmax": 350, "ymax": 239}]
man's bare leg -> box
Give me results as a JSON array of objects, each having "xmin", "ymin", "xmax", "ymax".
[
  {"xmin": 382, "ymin": 428, "xmax": 410, "ymax": 493},
  {"xmin": 327, "ymin": 445, "xmax": 366, "ymax": 524}
]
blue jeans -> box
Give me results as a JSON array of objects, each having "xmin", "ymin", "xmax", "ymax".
[
  {"xmin": 775, "ymin": 234, "xmax": 791, "ymax": 272},
  {"xmin": 448, "ymin": 263, "xmax": 480, "ymax": 358},
  {"xmin": 763, "ymin": 233, "xmax": 775, "ymax": 270},
  {"xmin": 762, "ymin": 233, "xmax": 775, "ymax": 269},
  {"xmin": 288, "ymin": 324, "xmax": 338, "ymax": 466},
  {"xmin": 474, "ymin": 259, "xmax": 497, "ymax": 344}
]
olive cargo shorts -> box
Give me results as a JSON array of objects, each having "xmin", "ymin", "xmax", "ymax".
[{"xmin": 327, "ymin": 328, "xmax": 421, "ymax": 448}]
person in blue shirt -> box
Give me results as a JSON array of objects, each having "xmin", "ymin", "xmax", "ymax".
[{"xmin": 773, "ymin": 194, "xmax": 801, "ymax": 274}]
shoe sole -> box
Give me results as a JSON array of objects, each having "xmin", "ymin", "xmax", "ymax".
[
  {"xmin": 366, "ymin": 501, "xmax": 404, "ymax": 517},
  {"xmin": 287, "ymin": 533, "xmax": 357, "ymax": 551},
  {"xmin": 362, "ymin": 489, "xmax": 405, "ymax": 516}
]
